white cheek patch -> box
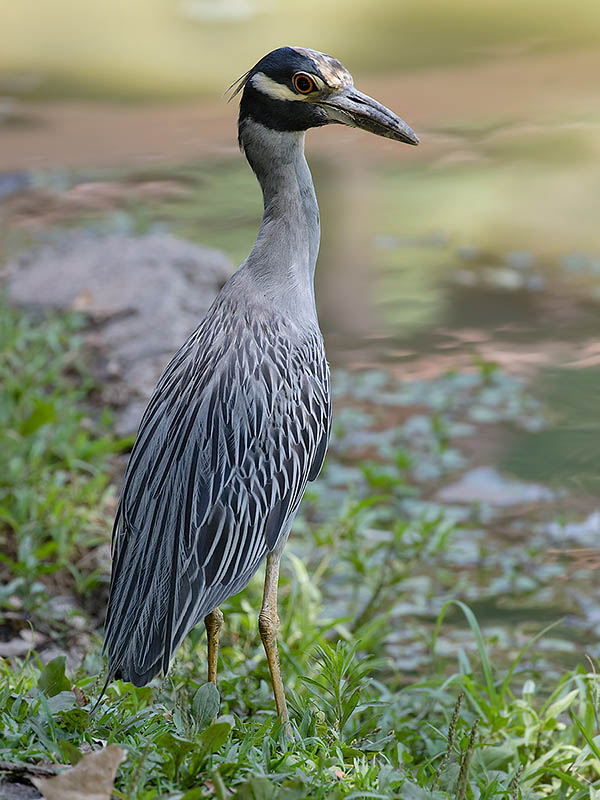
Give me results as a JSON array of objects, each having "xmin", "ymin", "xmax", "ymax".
[{"xmin": 250, "ymin": 72, "xmax": 300, "ymax": 102}]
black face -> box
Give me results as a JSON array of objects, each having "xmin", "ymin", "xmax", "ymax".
[
  {"xmin": 235, "ymin": 47, "xmax": 420, "ymax": 150},
  {"xmin": 238, "ymin": 47, "xmax": 330, "ymax": 135}
]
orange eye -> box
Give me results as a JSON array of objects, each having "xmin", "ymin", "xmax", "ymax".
[{"xmin": 293, "ymin": 73, "xmax": 316, "ymax": 94}]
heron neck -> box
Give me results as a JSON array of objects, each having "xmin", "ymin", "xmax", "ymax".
[{"xmin": 239, "ymin": 121, "xmax": 320, "ymax": 320}]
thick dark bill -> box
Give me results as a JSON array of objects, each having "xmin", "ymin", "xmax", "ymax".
[{"xmin": 318, "ymin": 88, "xmax": 419, "ymax": 145}]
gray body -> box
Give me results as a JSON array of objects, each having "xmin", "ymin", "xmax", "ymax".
[
  {"xmin": 104, "ymin": 46, "xmax": 418, "ymax": 687},
  {"xmin": 105, "ymin": 124, "xmax": 331, "ymax": 685}
]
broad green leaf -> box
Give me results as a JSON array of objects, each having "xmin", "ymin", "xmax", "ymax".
[
  {"xmin": 544, "ymin": 689, "xmax": 579, "ymax": 721},
  {"xmin": 399, "ymin": 781, "xmax": 447, "ymax": 799},
  {"xmin": 197, "ymin": 718, "xmax": 233, "ymax": 759},
  {"xmin": 45, "ymin": 690, "xmax": 77, "ymax": 715},
  {"xmin": 38, "ymin": 656, "xmax": 71, "ymax": 698},
  {"xmin": 156, "ymin": 731, "xmax": 195, "ymax": 757},
  {"xmin": 58, "ymin": 739, "xmax": 82, "ymax": 765},
  {"xmin": 474, "ymin": 742, "xmax": 515, "ymax": 770},
  {"xmin": 35, "ymin": 541, "xmax": 58, "ymax": 560},
  {"xmin": 192, "ymin": 682, "xmax": 220, "ymax": 730},
  {"xmin": 340, "ymin": 745, "xmax": 364, "ymax": 759},
  {"xmin": 278, "ymin": 783, "xmax": 312, "ymax": 800},
  {"xmin": 0, "ymin": 504, "xmax": 18, "ymax": 529},
  {"xmin": 20, "ymin": 400, "xmax": 56, "ymax": 436},
  {"xmin": 361, "ymin": 732, "xmax": 396, "ymax": 752},
  {"xmin": 232, "ymin": 776, "xmax": 276, "ymax": 799},
  {"xmin": 181, "ymin": 789, "xmax": 206, "ymax": 800}
]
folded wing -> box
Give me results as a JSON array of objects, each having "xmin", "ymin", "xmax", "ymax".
[{"xmin": 104, "ymin": 304, "xmax": 330, "ymax": 685}]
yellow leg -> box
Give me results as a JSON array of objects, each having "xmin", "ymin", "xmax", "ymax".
[
  {"xmin": 204, "ymin": 607, "xmax": 224, "ymax": 685},
  {"xmin": 258, "ymin": 550, "xmax": 291, "ymax": 732}
]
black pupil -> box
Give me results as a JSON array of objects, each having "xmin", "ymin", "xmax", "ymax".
[{"xmin": 296, "ymin": 76, "xmax": 311, "ymax": 92}]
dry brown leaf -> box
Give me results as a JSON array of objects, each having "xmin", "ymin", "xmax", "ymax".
[
  {"xmin": 72, "ymin": 685, "xmax": 88, "ymax": 707},
  {"xmin": 32, "ymin": 745, "xmax": 126, "ymax": 800}
]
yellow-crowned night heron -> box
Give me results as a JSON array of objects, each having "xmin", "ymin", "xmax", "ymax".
[{"xmin": 104, "ymin": 46, "xmax": 418, "ymax": 722}]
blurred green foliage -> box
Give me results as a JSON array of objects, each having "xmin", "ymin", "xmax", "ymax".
[{"xmin": 0, "ymin": 299, "xmax": 125, "ymax": 616}]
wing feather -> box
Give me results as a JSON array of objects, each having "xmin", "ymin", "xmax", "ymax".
[{"xmin": 104, "ymin": 294, "xmax": 331, "ymax": 685}]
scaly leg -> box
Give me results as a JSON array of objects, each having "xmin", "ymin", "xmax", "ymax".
[
  {"xmin": 258, "ymin": 550, "xmax": 290, "ymax": 730},
  {"xmin": 204, "ymin": 607, "xmax": 224, "ymax": 685}
]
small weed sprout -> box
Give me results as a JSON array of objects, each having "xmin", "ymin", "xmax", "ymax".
[{"xmin": 434, "ymin": 691, "xmax": 464, "ymax": 788}]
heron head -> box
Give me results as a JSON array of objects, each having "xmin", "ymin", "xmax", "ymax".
[{"xmin": 233, "ymin": 46, "xmax": 419, "ymax": 147}]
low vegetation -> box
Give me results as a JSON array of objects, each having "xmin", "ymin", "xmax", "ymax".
[{"xmin": 1, "ymin": 300, "xmax": 600, "ymax": 799}]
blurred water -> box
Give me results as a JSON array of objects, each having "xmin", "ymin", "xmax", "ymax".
[{"xmin": 2, "ymin": 0, "xmax": 600, "ymax": 98}]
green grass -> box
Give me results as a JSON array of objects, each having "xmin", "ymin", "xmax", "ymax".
[
  {"xmin": 0, "ymin": 299, "xmax": 127, "ymax": 618},
  {"xmin": 2, "ymin": 300, "xmax": 600, "ymax": 798},
  {"xmin": 3, "ymin": 617, "xmax": 600, "ymax": 798}
]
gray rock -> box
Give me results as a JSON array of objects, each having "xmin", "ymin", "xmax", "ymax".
[
  {"xmin": 525, "ymin": 273, "xmax": 546, "ymax": 291},
  {"xmin": 543, "ymin": 510, "xmax": 600, "ymax": 546},
  {"xmin": 457, "ymin": 244, "xmax": 480, "ymax": 261},
  {"xmin": 0, "ymin": 780, "xmax": 42, "ymax": 800},
  {"xmin": 437, "ymin": 465, "xmax": 553, "ymax": 507},
  {"xmin": 0, "ymin": 170, "xmax": 29, "ymax": 199},
  {"xmin": 505, "ymin": 250, "xmax": 534, "ymax": 271},
  {"xmin": 6, "ymin": 232, "xmax": 233, "ymax": 434},
  {"xmin": 451, "ymin": 268, "xmax": 478, "ymax": 287},
  {"xmin": 482, "ymin": 267, "xmax": 523, "ymax": 291}
]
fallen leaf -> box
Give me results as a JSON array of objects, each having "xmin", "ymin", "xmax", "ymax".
[
  {"xmin": 72, "ymin": 685, "xmax": 88, "ymax": 707},
  {"xmin": 32, "ymin": 745, "xmax": 126, "ymax": 800}
]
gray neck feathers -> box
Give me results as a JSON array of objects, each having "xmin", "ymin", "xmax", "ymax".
[{"xmin": 239, "ymin": 119, "xmax": 320, "ymax": 321}]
